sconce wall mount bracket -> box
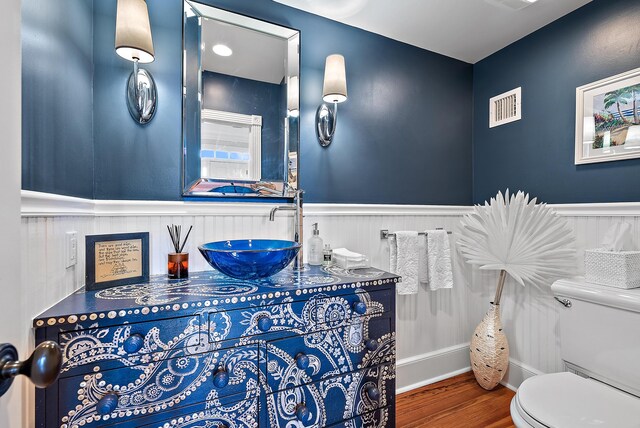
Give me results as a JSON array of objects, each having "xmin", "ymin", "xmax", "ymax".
[
  {"xmin": 126, "ymin": 60, "xmax": 157, "ymax": 124},
  {"xmin": 316, "ymin": 103, "xmax": 338, "ymax": 147}
]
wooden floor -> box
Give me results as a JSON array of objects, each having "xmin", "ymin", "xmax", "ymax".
[{"xmin": 396, "ymin": 371, "xmax": 516, "ymax": 428}]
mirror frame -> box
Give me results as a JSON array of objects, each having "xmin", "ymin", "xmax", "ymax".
[{"xmin": 181, "ymin": 1, "xmax": 300, "ymax": 199}]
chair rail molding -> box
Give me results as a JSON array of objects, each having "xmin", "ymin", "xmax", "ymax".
[
  {"xmin": 22, "ymin": 191, "xmax": 640, "ymax": 218},
  {"xmin": 20, "ymin": 191, "xmax": 281, "ymax": 217},
  {"xmin": 305, "ymin": 204, "xmax": 473, "ymax": 216}
]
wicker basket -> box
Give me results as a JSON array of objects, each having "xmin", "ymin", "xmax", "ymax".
[{"xmin": 585, "ymin": 249, "xmax": 640, "ymax": 289}]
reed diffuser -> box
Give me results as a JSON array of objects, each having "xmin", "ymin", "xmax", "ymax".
[{"xmin": 167, "ymin": 224, "xmax": 193, "ymax": 279}]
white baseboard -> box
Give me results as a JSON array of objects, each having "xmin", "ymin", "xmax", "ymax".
[
  {"xmin": 396, "ymin": 348, "xmax": 545, "ymax": 394},
  {"xmin": 396, "ymin": 343, "xmax": 471, "ymax": 394},
  {"xmin": 501, "ymin": 358, "xmax": 544, "ymax": 391}
]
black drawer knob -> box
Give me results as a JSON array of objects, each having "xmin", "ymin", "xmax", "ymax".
[
  {"xmin": 366, "ymin": 386, "xmax": 381, "ymax": 402},
  {"xmin": 295, "ymin": 403, "xmax": 311, "ymax": 423},
  {"xmin": 364, "ymin": 338, "xmax": 379, "ymax": 351},
  {"xmin": 96, "ymin": 392, "xmax": 118, "ymax": 415},
  {"xmin": 213, "ymin": 368, "xmax": 229, "ymax": 388},
  {"xmin": 257, "ymin": 315, "xmax": 273, "ymax": 332},
  {"xmin": 295, "ymin": 352, "xmax": 310, "ymax": 370},
  {"xmin": 353, "ymin": 301, "xmax": 367, "ymax": 315},
  {"xmin": 123, "ymin": 333, "xmax": 144, "ymax": 354}
]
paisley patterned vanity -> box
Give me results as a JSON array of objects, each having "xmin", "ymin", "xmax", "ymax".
[{"xmin": 34, "ymin": 266, "xmax": 398, "ymax": 428}]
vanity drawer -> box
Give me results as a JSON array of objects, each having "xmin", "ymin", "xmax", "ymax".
[
  {"xmin": 57, "ymin": 344, "xmax": 259, "ymax": 428},
  {"xmin": 138, "ymin": 394, "xmax": 259, "ymax": 428},
  {"xmin": 315, "ymin": 288, "xmax": 393, "ymax": 328},
  {"xmin": 328, "ymin": 406, "xmax": 394, "ymax": 428},
  {"xmin": 266, "ymin": 362, "xmax": 395, "ymax": 427},
  {"xmin": 205, "ymin": 299, "xmax": 310, "ymax": 344},
  {"xmin": 58, "ymin": 314, "xmax": 202, "ymax": 376},
  {"xmin": 265, "ymin": 314, "xmax": 394, "ymax": 392}
]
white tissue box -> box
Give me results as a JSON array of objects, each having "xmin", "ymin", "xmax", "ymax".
[
  {"xmin": 585, "ymin": 249, "xmax": 640, "ymax": 289},
  {"xmin": 334, "ymin": 254, "xmax": 370, "ymax": 270}
]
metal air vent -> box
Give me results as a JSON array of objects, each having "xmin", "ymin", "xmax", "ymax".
[{"xmin": 489, "ymin": 87, "xmax": 521, "ymax": 128}]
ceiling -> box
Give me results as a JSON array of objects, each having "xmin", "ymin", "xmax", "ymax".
[
  {"xmin": 201, "ymin": 18, "xmax": 288, "ymax": 84},
  {"xmin": 272, "ymin": 0, "xmax": 592, "ymax": 63}
]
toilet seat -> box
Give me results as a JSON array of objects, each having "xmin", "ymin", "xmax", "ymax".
[
  {"xmin": 511, "ymin": 372, "xmax": 640, "ymax": 428},
  {"xmin": 511, "ymin": 395, "xmax": 547, "ymax": 428}
]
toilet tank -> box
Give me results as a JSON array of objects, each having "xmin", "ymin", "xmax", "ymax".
[{"xmin": 552, "ymin": 278, "xmax": 640, "ymax": 397}]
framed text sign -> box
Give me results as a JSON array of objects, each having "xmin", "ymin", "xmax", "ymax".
[{"xmin": 85, "ymin": 232, "xmax": 150, "ymax": 291}]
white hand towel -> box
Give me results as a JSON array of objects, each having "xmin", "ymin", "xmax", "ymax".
[
  {"xmin": 426, "ymin": 230, "xmax": 453, "ymax": 291},
  {"xmin": 389, "ymin": 231, "xmax": 419, "ymax": 295}
]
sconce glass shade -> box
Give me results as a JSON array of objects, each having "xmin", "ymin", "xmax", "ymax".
[
  {"xmin": 322, "ymin": 54, "xmax": 347, "ymax": 103},
  {"xmin": 115, "ymin": 0, "xmax": 155, "ymax": 64},
  {"xmin": 288, "ymin": 75, "xmax": 300, "ymax": 117}
]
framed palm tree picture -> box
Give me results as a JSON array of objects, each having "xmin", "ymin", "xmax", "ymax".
[{"xmin": 576, "ymin": 67, "xmax": 640, "ymax": 164}]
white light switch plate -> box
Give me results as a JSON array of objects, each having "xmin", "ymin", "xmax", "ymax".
[{"xmin": 65, "ymin": 231, "xmax": 78, "ymax": 268}]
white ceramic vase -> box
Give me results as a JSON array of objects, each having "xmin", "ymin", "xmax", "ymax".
[{"xmin": 470, "ymin": 303, "xmax": 509, "ymax": 390}]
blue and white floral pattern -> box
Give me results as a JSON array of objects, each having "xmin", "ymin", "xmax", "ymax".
[{"xmin": 44, "ymin": 278, "xmax": 395, "ymax": 428}]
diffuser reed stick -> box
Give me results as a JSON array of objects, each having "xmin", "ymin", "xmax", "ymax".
[{"xmin": 167, "ymin": 224, "xmax": 193, "ymax": 253}]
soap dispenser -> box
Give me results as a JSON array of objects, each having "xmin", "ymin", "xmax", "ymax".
[{"xmin": 308, "ymin": 223, "xmax": 324, "ymax": 266}]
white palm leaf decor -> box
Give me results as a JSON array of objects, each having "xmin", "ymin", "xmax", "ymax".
[{"xmin": 458, "ymin": 190, "xmax": 575, "ymax": 390}]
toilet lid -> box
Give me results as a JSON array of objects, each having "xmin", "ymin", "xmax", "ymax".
[{"xmin": 518, "ymin": 373, "xmax": 640, "ymax": 428}]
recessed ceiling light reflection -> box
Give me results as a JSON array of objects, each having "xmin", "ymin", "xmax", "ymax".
[{"xmin": 212, "ymin": 44, "xmax": 233, "ymax": 57}]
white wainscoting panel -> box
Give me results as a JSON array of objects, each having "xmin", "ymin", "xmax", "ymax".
[
  {"xmin": 302, "ymin": 211, "xmax": 474, "ymax": 392},
  {"xmin": 22, "ymin": 213, "xmax": 291, "ymax": 309},
  {"xmin": 495, "ymin": 215, "xmax": 640, "ymax": 380},
  {"xmin": 21, "ymin": 191, "xmax": 640, "ymax": 396}
]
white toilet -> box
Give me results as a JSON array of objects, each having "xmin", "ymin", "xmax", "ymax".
[{"xmin": 510, "ymin": 277, "xmax": 640, "ymax": 427}]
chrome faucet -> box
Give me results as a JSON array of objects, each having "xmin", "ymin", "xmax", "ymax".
[{"xmin": 269, "ymin": 189, "xmax": 304, "ymax": 270}]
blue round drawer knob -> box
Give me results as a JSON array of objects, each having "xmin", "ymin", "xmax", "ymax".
[
  {"xmin": 295, "ymin": 352, "xmax": 310, "ymax": 370},
  {"xmin": 123, "ymin": 333, "xmax": 144, "ymax": 354},
  {"xmin": 353, "ymin": 301, "xmax": 367, "ymax": 315},
  {"xmin": 366, "ymin": 386, "xmax": 381, "ymax": 402},
  {"xmin": 213, "ymin": 368, "xmax": 229, "ymax": 388},
  {"xmin": 96, "ymin": 393, "xmax": 118, "ymax": 415},
  {"xmin": 364, "ymin": 338, "xmax": 379, "ymax": 351},
  {"xmin": 257, "ymin": 315, "xmax": 273, "ymax": 332},
  {"xmin": 295, "ymin": 404, "xmax": 311, "ymax": 423}
]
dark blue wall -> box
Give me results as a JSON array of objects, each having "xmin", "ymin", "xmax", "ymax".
[
  {"xmin": 92, "ymin": 0, "xmax": 183, "ymax": 200},
  {"xmin": 201, "ymin": 71, "xmax": 285, "ymax": 181},
  {"xmin": 473, "ymin": 0, "xmax": 640, "ymax": 204},
  {"xmin": 22, "ymin": 0, "xmax": 94, "ymax": 199},
  {"xmin": 95, "ymin": 0, "xmax": 473, "ymax": 203},
  {"xmin": 22, "ymin": 0, "xmax": 640, "ymax": 205},
  {"xmin": 22, "ymin": 0, "xmax": 473, "ymax": 204}
]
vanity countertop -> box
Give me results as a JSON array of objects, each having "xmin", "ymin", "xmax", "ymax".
[{"xmin": 34, "ymin": 265, "xmax": 400, "ymax": 329}]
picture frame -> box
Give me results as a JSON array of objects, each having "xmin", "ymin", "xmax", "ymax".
[
  {"xmin": 85, "ymin": 232, "xmax": 150, "ymax": 291},
  {"xmin": 576, "ymin": 67, "xmax": 640, "ymax": 165}
]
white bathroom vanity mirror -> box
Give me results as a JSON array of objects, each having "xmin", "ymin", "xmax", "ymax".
[{"xmin": 183, "ymin": 1, "xmax": 300, "ymax": 198}]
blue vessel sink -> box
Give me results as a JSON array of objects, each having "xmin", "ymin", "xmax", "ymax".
[{"xmin": 198, "ymin": 239, "xmax": 301, "ymax": 280}]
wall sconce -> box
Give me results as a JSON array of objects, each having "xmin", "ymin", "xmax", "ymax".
[
  {"xmin": 316, "ymin": 54, "xmax": 347, "ymax": 147},
  {"xmin": 115, "ymin": 0, "xmax": 157, "ymax": 124},
  {"xmin": 288, "ymin": 75, "xmax": 299, "ymax": 118}
]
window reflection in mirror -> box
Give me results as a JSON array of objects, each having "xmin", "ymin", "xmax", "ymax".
[{"xmin": 183, "ymin": 1, "xmax": 300, "ymax": 198}]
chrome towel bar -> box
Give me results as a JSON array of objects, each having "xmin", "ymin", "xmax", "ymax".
[{"xmin": 380, "ymin": 229, "xmax": 452, "ymax": 239}]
